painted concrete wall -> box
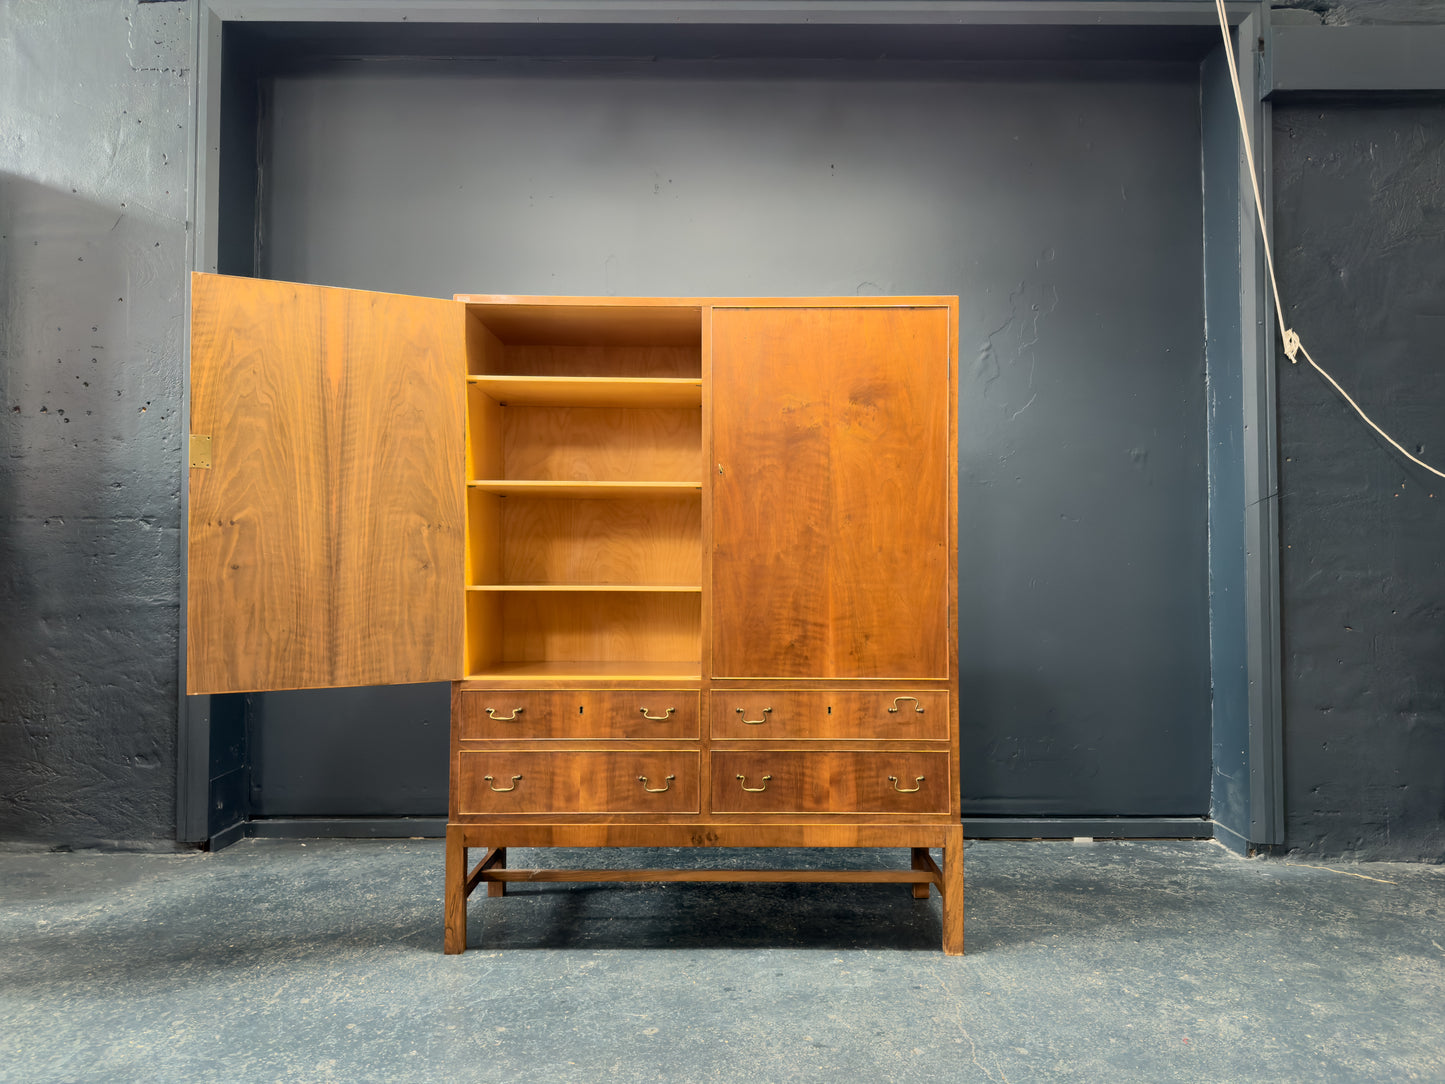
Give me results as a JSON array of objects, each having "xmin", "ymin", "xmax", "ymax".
[
  {"xmin": 1272, "ymin": 100, "xmax": 1445, "ymax": 860},
  {"xmin": 1275, "ymin": 0, "xmax": 1445, "ymax": 23},
  {"xmin": 1201, "ymin": 42, "xmax": 1253, "ymax": 846},
  {"xmin": 0, "ymin": 0, "xmax": 190, "ymax": 845},
  {"xmin": 1269, "ymin": 0, "xmax": 1445, "ymax": 861}
]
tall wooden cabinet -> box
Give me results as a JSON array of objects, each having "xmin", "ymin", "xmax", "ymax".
[{"xmin": 188, "ymin": 273, "xmax": 962, "ymax": 954}]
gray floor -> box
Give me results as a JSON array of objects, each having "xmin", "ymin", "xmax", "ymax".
[{"xmin": 1, "ymin": 839, "xmax": 1442, "ymax": 1083}]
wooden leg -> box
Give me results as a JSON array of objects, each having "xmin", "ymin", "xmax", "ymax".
[
  {"xmin": 910, "ymin": 847, "xmax": 932, "ymax": 899},
  {"xmin": 444, "ymin": 825, "xmax": 468, "ymax": 955},
  {"xmin": 941, "ymin": 824, "xmax": 964, "ymax": 956},
  {"xmin": 488, "ymin": 846, "xmax": 507, "ymax": 897}
]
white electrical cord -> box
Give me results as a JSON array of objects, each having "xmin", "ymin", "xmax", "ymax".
[{"xmin": 1214, "ymin": 0, "xmax": 1445, "ymax": 480}]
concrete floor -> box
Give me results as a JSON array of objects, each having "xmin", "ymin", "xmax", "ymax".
[{"xmin": 1, "ymin": 839, "xmax": 1442, "ymax": 1083}]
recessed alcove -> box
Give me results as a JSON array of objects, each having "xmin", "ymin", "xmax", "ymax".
[{"xmin": 186, "ymin": 5, "xmax": 1268, "ymax": 848}]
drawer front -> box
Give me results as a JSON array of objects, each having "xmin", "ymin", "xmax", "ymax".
[
  {"xmin": 457, "ymin": 751, "xmax": 700, "ymax": 814},
  {"xmin": 711, "ymin": 751, "xmax": 951, "ymax": 814},
  {"xmin": 457, "ymin": 690, "xmax": 699, "ymax": 740},
  {"xmin": 591, "ymin": 691, "xmax": 700, "ymax": 739},
  {"xmin": 710, "ymin": 691, "xmax": 949, "ymax": 740}
]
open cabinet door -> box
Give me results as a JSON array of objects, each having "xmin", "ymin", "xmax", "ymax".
[{"xmin": 188, "ymin": 273, "xmax": 465, "ymax": 694}]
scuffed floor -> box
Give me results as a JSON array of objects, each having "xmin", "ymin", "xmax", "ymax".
[{"xmin": 2, "ymin": 839, "xmax": 1442, "ymax": 1082}]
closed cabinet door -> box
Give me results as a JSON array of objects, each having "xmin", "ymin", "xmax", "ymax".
[{"xmin": 710, "ymin": 305, "xmax": 951, "ymax": 679}]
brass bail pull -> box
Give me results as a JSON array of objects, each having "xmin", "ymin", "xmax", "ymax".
[
  {"xmin": 485, "ymin": 707, "xmax": 524, "ymax": 721},
  {"xmin": 639, "ymin": 707, "xmax": 676, "ymax": 721},
  {"xmin": 736, "ymin": 773, "xmax": 772, "ymax": 793},
  {"xmin": 889, "ymin": 775, "xmax": 925, "ymax": 793},
  {"xmin": 638, "ymin": 774, "xmax": 675, "ymax": 793},
  {"xmin": 887, "ymin": 697, "xmax": 924, "ymax": 714},
  {"xmin": 484, "ymin": 774, "xmax": 522, "ymax": 793},
  {"xmin": 736, "ymin": 707, "xmax": 773, "ymax": 725}
]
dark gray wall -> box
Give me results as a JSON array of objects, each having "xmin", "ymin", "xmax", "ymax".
[
  {"xmin": 256, "ymin": 57, "xmax": 1212, "ymax": 821},
  {"xmin": 1201, "ymin": 43, "xmax": 1253, "ymax": 844},
  {"xmin": 249, "ymin": 685, "xmax": 449, "ymax": 817},
  {"xmin": 1275, "ymin": 0, "xmax": 1445, "ymax": 24},
  {"xmin": 0, "ymin": 0, "xmax": 190, "ymax": 846},
  {"xmin": 1272, "ymin": 99, "xmax": 1445, "ymax": 860}
]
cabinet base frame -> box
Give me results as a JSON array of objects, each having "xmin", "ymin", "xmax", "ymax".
[{"xmin": 443, "ymin": 822, "xmax": 964, "ymax": 955}]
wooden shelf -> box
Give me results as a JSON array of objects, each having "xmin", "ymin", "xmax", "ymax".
[
  {"xmin": 460, "ymin": 301, "xmax": 702, "ymax": 347},
  {"xmin": 468, "ymin": 480, "xmax": 701, "ymax": 498},
  {"xmin": 469, "ymin": 375, "xmax": 701, "ymax": 408},
  {"xmin": 463, "ymin": 660, "xmax": 702, "ymax": 681},
  {"xmin": 468, "ymin": 584, "xmax": 701, "ymax": 592}
]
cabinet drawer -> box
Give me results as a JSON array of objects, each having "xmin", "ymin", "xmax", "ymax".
[
  {"xmin": 711, "ymin": 751, "xmax": 950, "ymax": 814},
  {"xmin": 457, "ymin": 751, "xmax": 700, "ymax": 814},
  {"xmin": 710, "ymin": 691, "xmax": 948, "ymax": 740},
  {"xmin": 457, "ymin": 690, "xmax": 699, "ymax": 740}
]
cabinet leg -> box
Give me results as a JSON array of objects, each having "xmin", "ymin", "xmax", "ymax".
[
  {"xmin": 941, "ymin": 824, "xmax": 965, "ymax": 956},
  {"xmin": 488, "ymin": 846, "xmax": 507, "ymax": 897},
  {"xmin": 444, "ymin": 825, "xmax": 468, "ymax": 955},
  {"xmin": 910, "ymin": 847, "xmax": 933, "ymax": 899}
]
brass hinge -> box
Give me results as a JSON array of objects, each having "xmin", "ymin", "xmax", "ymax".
[{"xmin": 189, "ymin": 434, "xmax": 212, "ymax": 469}]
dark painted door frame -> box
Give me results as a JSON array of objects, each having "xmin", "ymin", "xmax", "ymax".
[{"xmin": 179, "ymin": 0, "xmax": 1314, "ymax": 851}]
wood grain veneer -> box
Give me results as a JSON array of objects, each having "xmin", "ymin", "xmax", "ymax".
[
  {"xmin": 710, "ymin": 306, "xmax": 950, "ymax": 679},
  {"xmin": 460, "ymin": 302, "xmax": 702, "ymax": 349},
  {"xmin": 497, "ymin": 496, "xmax": 701, "ymax": 587},
  {"xmin": 494, "ymin": 591, "xmax": 701, "ymax": 664},
  {"xmin": 457, "ymin": 689, "xmax": 701, "ymax": 740},
  {"xmin": 188, "ymin": 273, "xmax": 464, "ymax": 694},
  {"xmin": 466, "ymin": 481, "xmax": 701, "ymax": 499},
  {"xmin": 461, "ymin": 660, "xmax": 702, "ymax": 683},
  {"xmin": 710, "ymin": 751, "xmax": 951, "ymax": 814},
  {"xmin": 469, "ymin": 375, "xmax": 702, "ymax": 408},
  {"xmin": 456, "ymin": 751, "xmax": 701, "ymax": 814},
  {"xmin": 501, "ymin": 405, "xmax": 703, "ymax": 483},
  {"xmin": 709, "ymin": 690, "xmax": 950, "ymax": 741}
]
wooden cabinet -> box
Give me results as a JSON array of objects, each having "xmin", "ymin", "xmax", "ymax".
[{"xmin": 187, "ymin": 273, "xmax": 961, "ymax": 953}]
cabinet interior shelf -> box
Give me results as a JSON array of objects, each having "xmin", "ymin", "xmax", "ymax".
[
  {"xmin": 468, "ymin": 375, "xmax": 702, "ymax": 408},
  {"xmin": 468, "ymin": 480, "xmax": 702, "ymax": 498},
  {"xmin": 463, "ymin": 660, "xmax": 702, "ymax": 681},
  {"xmin": 467, "ymin": 584, "xmax": 702, "ymax": 592}
]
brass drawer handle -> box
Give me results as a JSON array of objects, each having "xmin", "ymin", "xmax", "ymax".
[
  {"xmin": 736, "ymin": 707, "xmax": 773, "ymax": 725},
  {"xmin": 889, "ymin": 775, "xmax": 925, "ymax": 793},
  {"xmin": 484, "ymin": 774, "xmax": 522, "ymax": 792},
  {"xmin": 638, "ymin": 773, "xmax": 675, "ymax": 793},
  {"xmin": 484, "ymin": 707, "xmax": 524, "ymax": 721},
  {"xmin": 639, "ymin": 707, "xmax": 676, "ymax": 721},
  {"xmin": 887, "ymin": 697, "xmax": 924, "ymax": 715},
  {"xmin": 736, "ymin": 773, "xmax": 772, "ymax": 793}
]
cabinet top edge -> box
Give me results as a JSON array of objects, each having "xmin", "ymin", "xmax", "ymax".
[
  {"xmin": 187, "ymin": 276, "xmax": 957, "ymax": 311},
  {"xmin": 455, "ymin": 294, "xmax": 958, "ymax": 308},
  {"xmin": 458, "ymin": 680, "xmax": 704, "ymax": 691}
]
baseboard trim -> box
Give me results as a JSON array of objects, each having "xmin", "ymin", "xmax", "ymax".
[
  {"xmin": 245, "ymin": 817, "xmax": 448, "ymax": 840},
  {"xmin": 207, "ymin": 819, "xmax": 248, "ymax": 851},
  {"xmin": 961, "ymin": 816, "xmax": 1213, "ymax": 840},
  {"xmin": 216, "ymin": 815, "xmax": 1214, "ymax": 847}
]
